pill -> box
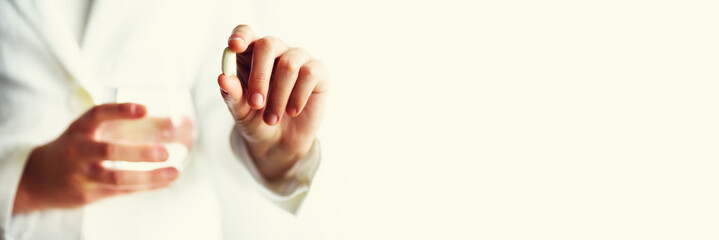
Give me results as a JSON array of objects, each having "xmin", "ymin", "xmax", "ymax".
[{"xmin": 222, "ymin": 47, "xmax": 236, "ymax": 76}]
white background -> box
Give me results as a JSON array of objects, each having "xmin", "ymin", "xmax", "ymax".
[{"xmin": 254, "ymin": 0, "xmax": 719, "ymax": 239}]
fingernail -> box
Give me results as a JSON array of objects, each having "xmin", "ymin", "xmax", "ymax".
[
  {"xmin": 286, "ymin": 107, "xmax": 298, "ymax": 116},
  {"xmin": 264, "ymin": 112, "xmax": 279, "ymax": 125},
  {"xmin": 129, "ymin": 104, "xmax": 137, "ymax": 115},
  {"xmin": 132, "ymin": 104, "xmax": 146, "ymax": 117},
  {"xmin": 229, "ymin": 36, "xmax": 244, "ymax": 46},
  {"xmin": 250, "ymin": 93, "xmax": 263, "ymax": 107},
  {"xmin": 164, "ymin": 168, "xmax": 178, "ymax": 180}
]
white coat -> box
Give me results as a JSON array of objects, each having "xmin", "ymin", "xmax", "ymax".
[{"xmin": 0, "ymin": 0, "xmax": 321, "ymax": 239}]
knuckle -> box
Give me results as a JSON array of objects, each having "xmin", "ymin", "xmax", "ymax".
[
  {"xmin": 87, "ymin": 106, "xmax": 102, "ymax": 121},
  {"xmin": 75, "ymin": 192, "xmax": 91, "ymax": 204},
  {"xmin": 99, "ymin": 143, "xmax": 112, "ymax": 159},
  {"xmin": 254, "ymin": 37, "xmax": 275, "ymax": 52},
  {"xmin": 300, "ymin": 63, "xmax": 320, "ymax": 80},
  {"xmin": 108, "ymin": 171, "xmax": 121, "ymax": 186},
  {"xmin": 277, "ymin": 56, "xmax": 301, "ymax": 73}
]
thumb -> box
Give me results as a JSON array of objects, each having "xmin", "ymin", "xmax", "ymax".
[
  {"xmin": 228, "ymin": 25, "xmax": 256, "ymax": 53},
  {"xmin": 218, "ymin": 74, "xmax": 251, "ymax": 123}
]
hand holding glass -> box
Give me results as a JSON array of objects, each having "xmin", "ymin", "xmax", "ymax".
[{"xmin": 96, "ymin": 87, "xmax": 195, "ymax": 173}]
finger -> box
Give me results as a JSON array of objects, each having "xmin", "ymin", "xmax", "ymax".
[
  {"xmin": 74, "ymin": 103, "xmax": 146, "ymax": 134},
  {"xmin": 264, "ymin": 48, "xmax": 311, "ymax": 125},
  {"xmin": 83, "ymin": 141, "xmax": 169, "ymax": 162},
  {"xmin": 91, "ymin": 181, "xmax": 172, "ymax": 199},
  {"xmin": 228, "ymin": 25, "xmax": 257, "ymax": 53},
  {"xmin": 218, "ymin": 73, "xmax": 244, "ymax": 102},
  {"xmin": 237, "ymin": 60, "xmax": 251, "ymax": 89},
  {"xmin": 88, "ymin": 165, "xmax": 179, "ymax": 188},
  {"xmin": 248, "ymin": 37, "xmax": 288, "ymax": 109},
  {"xmin": 218, "ymin": 74, "xmax": 252, "ymax": 122},
  {"xmin": 287, "ymin": 60, "xmax": 330, "ymax": 116},
  {"xmin": 92, "ymin": 117, "xmax": 175, "ymax": 142}
]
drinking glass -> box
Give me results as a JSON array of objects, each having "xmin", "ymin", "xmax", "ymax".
[{"xmin": 95, "ymin": 87, "xmax": 196, "ymax": 172}]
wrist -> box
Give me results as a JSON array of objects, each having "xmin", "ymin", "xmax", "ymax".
[
  {"xmin": 13, "ymin": 147, "xmax": 42, "ymax": 215},
  {"xmin": 13, "ymin": 177, "xmax": 34, "ymax": 215},
  {"xmin": 244, "ymin": 140, "xmax": 300, "ymax": 180},
  {"xmin": 233, "ymin": 124, "xmax": 314, "ymax": 180}
]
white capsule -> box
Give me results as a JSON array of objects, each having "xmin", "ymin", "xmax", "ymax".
[{"xmin": 222, "ymin": 47, "xmax": 237, "ymax": 76}]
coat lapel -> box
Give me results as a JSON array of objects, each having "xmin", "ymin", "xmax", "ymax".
[
  {"xmin": 9, "ymin": 0, "xmax": 199, "ymax": 104},
  {"xmin": 9, "ymin": 0, "xmax": 113, "ymax": 104}
]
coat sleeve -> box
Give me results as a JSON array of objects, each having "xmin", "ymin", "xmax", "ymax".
[
  {"xmin": 230, "ymin": 130, "xmax": 322, "ymax": 213},
  {"xmin": 0, "ymin": 59, "xmax": 84, "ymax": 240},
  {"xmin": 0, "ymin": 1, "xmax": 88, "ymax": 238},
  {"xmin": 0, "ymin": 145, "xmax": 33, "ymax": 239}
]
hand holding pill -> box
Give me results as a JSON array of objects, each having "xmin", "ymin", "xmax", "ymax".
[{"xmin": 218, "ymin": 25, "xmax": 329, "ymax": 179}]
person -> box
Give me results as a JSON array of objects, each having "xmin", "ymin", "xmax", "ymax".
[{"xmin": 0, "ymin": 0, "xmax": 328, "ymax": 239}]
